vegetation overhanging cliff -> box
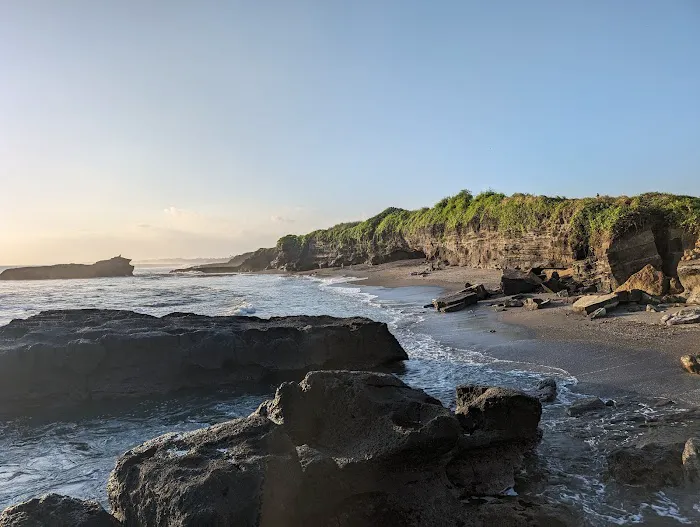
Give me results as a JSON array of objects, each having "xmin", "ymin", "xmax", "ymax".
[{"xmin": 205, "ymin": 192, "xmax": 700, "ymax": 292}]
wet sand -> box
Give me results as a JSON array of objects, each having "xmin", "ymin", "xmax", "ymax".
[{"xmin": 309, "ymin": 260, "xmax": 700, "ymax": 405}]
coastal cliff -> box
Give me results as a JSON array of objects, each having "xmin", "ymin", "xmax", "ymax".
[
  {"xmin": 191, "ymin": 192, "xmax": 700, "ymax": 292},
  {"xmin": 0, "ymin": 256, "xmax": 134, "ymax": 280}
]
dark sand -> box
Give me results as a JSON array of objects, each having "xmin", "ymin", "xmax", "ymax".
[{"xmin": 308, "ymin": 259, "xmax": 700, "ymax": 405}]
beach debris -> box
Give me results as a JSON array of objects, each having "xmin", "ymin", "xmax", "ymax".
[
  {"xmin": 523, "ymin": 298, "xmax": 543, "ymax": 311},
  {"xmin": 606, "ymin": 442, "xmax": 686, "ymax": 489},
  {"xmin": 678, "ymin": 240, "xmax": 700, "ymax": 304},
  {"xmin": 680, "ymin": 354, "xmax": 700, "ymax": 374},
  {"xmin": 662, "ymin": 308, "xmax": 700, "ymax": 326},
  {"xmin": 614, "ymin": 264, "xmax": 668, "ymax": 297},
  {"xmin": 589, "ymin": 307, "xmax": 608, "ymax": 319},
  {"xmin": 433, "ymin": 291, "xmax": 478, "ymax": 313},
  {"xmin": 645, "ymin": 304, "xmax": 660, "ymax": 313},
  {"xmin": 572, "ymin": 293, "xmax": 619, "ymax": 315},
  {"xmin": 682, "ymin": 438, "xmax": 700, "ymax": 483},
  {"xmin": 557, "ymin": 289, "xmax": 569, "ymax": 298},
  {"xmin": 529, "ymin": 378, "xmax": 557, "ymax": 403},
  {"xmin": 504, "ymin": 299, "xmax": 524, "ymax": 308},
  {"xmin": 500, "ymin": 269, "xmax": 548, "ymax": 295},
  {"xmin": 566, "ymin": 397, "xmax": 607, "ymax": 417}
]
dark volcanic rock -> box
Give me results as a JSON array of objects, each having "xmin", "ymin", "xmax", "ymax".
[
  {"xmin": 0, "ymin": 310, "xmax": 406, "ymax": 411},
  {"xmin": 530, "ymin": 378, "xmax": 558, "ymax": 403},
  {"xmin": 455, "ymin": 385, "xmax": 542, "ymax": 446},
  {"xmin": 107, "ymin": 371, "xmax": 557, "ymax": 527},
  {"xmin": 108, "ymin": 415, "xmax": 301, "ymax": 526},
  {"xmin": 606, "ymin": 442, "xmax": 685, "ymax": 489},
  {"xmin": 0, "ymin": 494, "xmax": 119, "ymax": 527},
  {"xmin": 0, "ymin": 257, "xmax": 134, "ymax": 280}
]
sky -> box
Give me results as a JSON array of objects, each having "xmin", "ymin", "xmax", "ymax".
[{"xmin": 1, "ymin": 1, "xmax": 698, "ymax": 264}]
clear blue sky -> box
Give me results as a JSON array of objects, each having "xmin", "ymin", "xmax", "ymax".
[{"xmin": 1, "ymin": 1, "xmax": 698, "ymax": 263}]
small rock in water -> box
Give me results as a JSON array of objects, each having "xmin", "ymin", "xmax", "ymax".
[
  {"xmin": 531, "ymin": 378, "xmax": 557, "ymax": 403},
  {"xmin": 566, "ymin": 397, "xmax": 607, "ymax": 417}
]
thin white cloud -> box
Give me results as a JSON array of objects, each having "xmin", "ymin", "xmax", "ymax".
[{"xmin": 270, "ymin": 215, "xmax": 295, "ymax": 223}]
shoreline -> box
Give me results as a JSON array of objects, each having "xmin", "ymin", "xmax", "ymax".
[{"xmin": 307, "ymin": 260, "xmax": 700, "ymax": 405}]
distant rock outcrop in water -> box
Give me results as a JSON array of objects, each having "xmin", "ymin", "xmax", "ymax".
[
  {"xmin": 0, "ymin": 310, "xmax": 406, "ymax": 412},
  {"xmin": 0, "ymin": 256, "xmax": 134, "ymax": 280}
]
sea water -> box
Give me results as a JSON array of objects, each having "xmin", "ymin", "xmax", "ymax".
[{"xmin": 0, "ymin": 267, "xmax": 697, "ymax": 525}]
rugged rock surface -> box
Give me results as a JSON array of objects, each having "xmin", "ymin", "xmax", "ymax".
[
  {"xmin": 0, "ymin": 494, "xmax": 118, "ymax": 527},
  {"xmin": 0, "ymin": 257, "xmax": 134, "ymax": 280},
  {"xmin": 606, "ymin": 442, "xmax": 686, "ymax": 489},
  {"xmin": 678, "ymin": 243, "xmax": 700, "ymax": 303},
  {"xmin": 106, "ymin": 371, "xmax": 564, "ymax": 526},
  {"xmin": 529, "ymin": 378, "xmax": 558, "ymax": 403},
  {"xmin": 0, "ymin": 310, "xmax": 406, "ymax": 411},
  {"xmin": 455, "ymin": 385, "xmax": 542, "ymax": 446},
  {"xmin": 614, "ymin": 263, "xmax": 668, "ymax": 296}
]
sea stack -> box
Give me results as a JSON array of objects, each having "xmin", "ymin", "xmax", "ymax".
[{"xmin": 0, "ymin": 256, "xmax": 134, "ymax": 280}]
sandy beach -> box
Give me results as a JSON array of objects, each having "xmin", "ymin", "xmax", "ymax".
[{"xmin": 304, "ymin": 259, "xmax": 700, "ymax": 405}]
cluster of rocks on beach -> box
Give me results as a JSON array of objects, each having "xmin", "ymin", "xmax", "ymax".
[{"xmin": 427, "ymin": 255, "xmax": 700, "ymax": 378}]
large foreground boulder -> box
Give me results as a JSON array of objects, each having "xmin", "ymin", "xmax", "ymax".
[
  {"xmin": 0, "ymin": 257, "xmax": 134, "ymax": 280},
  {"xmin": 0, "ymin": 310, "xmax": 406, "ymax": 411},
  {"xmin": 0, "ymin": 494, "xmax": 118, "ymax": 527},
  {"xmin": 107, "ymin": 371, "xmax": 559, "ymax": 527}
]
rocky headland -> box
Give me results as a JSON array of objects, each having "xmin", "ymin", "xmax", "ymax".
[
  {"xmin": 0, "ymin": 310, "xmax": 405, "ymax": 413},
  {"xmin": 176, "ymin": 192, "xmax": 700, "ymax": 295},
  {"xmin": 0, "ymin": 257, "xmax": 134, "ymax": 280}
]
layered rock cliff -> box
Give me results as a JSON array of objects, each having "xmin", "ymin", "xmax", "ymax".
[
  {"xmin": 183, "ymin": 192, "xmax": 700, "ymax": 291},
  {"xmin": 0, "ymin": 256, "xmax": 134, "ymax": 280}
]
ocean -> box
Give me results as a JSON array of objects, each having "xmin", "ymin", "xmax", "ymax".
[{"xmin": 0, "ymin": 267, "xmax": 697, "ymax": 525}]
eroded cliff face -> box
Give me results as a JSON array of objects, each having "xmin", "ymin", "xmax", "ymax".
[{"xmin": 236, "ymin": 222, "xmax": 697, "ymax": 293}]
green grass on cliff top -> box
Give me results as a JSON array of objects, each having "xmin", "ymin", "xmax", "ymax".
[{"xmin": 277, "ymin": 191, "xmax": 700, "ymax": 252}]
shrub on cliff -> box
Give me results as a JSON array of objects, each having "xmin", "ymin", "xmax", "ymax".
[{"xmin": 277, "ymin": 192, "xmax": 700, "ymax": 258}]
